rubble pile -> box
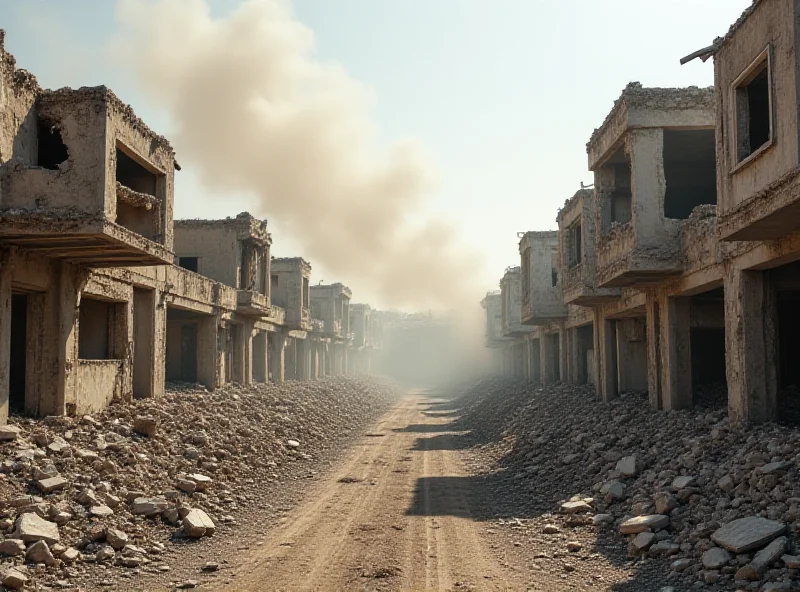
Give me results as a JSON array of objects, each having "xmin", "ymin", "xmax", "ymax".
[
  {"xmin": 455, "ymin": 379, "xmax": 800, "ymax": 591},
  {"xmin": 0, "ymin": 377, "xmax": 398, "ymax": 589}
]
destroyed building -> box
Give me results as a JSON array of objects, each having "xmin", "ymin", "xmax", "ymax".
[
  {"xmin": 0, "ymin": 31, "xmax": 371, "ymax": 424},
  {"xmin": 486, "ymin": 0, "xmax": 800, "ymax": 426}
]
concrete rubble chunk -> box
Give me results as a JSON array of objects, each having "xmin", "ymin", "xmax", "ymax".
[
  {"xmin": 633, "ymin": 531, "xmax": 655, "ymax": 551},
  {"xmin": 36, "ymin": 476, "xmax": 68, "ymax": 494},
  {"xmin": 758, "ymin": 461, "xmax": 790, "ymax": 475},
  {"xmin": 560, "ymin": 500, "xmax": 592, "ymax": 514},
  {"xmin": 702, "ymin": 547, "xmax": 731, "ymax": 569},
  {"xmin": 133, "ymin": 417, "xmax": 157, "ymax": 437},
  {"xmin": 654, "ymin": 492, "xmax": 678, "ymax": 515},
  {"xmin": 600, "ymin": 480, "xmax": 625, "ymax": 500},
  {"xmin": 182, "ymin": 509, "xmax": 215, "ymax": 538},
  {"xmin": 593, "ymin": 514, "xmax": 614, "ymax": 526},
  {"xmin": 2, "ymin": 568, "xmax": 28, "ymax": 590},
  {"xmin": 106, "ymin": 528, "xmax": 129, "ymax": 550},
  {"xmin": 711, "ymin": 517, "xmax": 785, "ymax": 554},
  {"xmin": 131, "ymin": 497, "xmax": 169, "ymax": 517},
  {"xmin": 15, "ymin": 512, "xmax": 60, "ymax": 545},
  {"xmin": 0, "ymin": 425, "xmax": 21, "ymax": 441},
  {"xmin": 671, "ymin": 475, "xmax": 696, "ymax": 491},
  {"xmin": 89, "ymin": 504, "xmax": 114, "ymax": 518},
  {"xmin": 188, "ymin": 473, "xmax": 212, "ymax": 492},
  {"xmin": 26, "ymin": 540, "xmax": 57, "ymax": 566},
  {"xmin": 61, "ymin": 547, "xmax": 80, "ymax": 564},
  {"xmin": 734, "ymin": 536, "xmax": 787, "ymax": 581},
  {"xmin": 619, "ymin": 515, "xmax": 669, "ymax": 535},
  {"xmin": 286, "ymin": 439, "xmax": 300, "ymax": 449},
  {"xmin": 0, "ymin": 539, "xmax": 26, "ymax": 556},
  {"xmin": 783, "ymin": 554, "xmax": 800, "ymax": 569},
  {"xmin": 616, "ymin": 455, "xmax": 638, "ymax": 477}
]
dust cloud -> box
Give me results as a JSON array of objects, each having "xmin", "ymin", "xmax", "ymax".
[{"xmin": 112, "ymin": 0, "xmax": 484, "ymax": 314}]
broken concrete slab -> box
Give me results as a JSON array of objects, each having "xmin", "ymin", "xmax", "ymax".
[
  {"xmin": 1, "ymin": 568, "xmax": 28, "ymax": 590},
  {"xmin": 133, "ymin": 417, "xmax": 157, "ymax": 437},
  {"xmin": 616, "ymin": 455, "xmax": 638, "ymax": 477},
  {"xmin": 619, "ymin": 515, "xmax": 669, "ymax": 535},
  {"xmin": 0, "ymin": 539, "xmax": 25, "ymax": 557},
  {"xmin": 26, "ymin": 540, "xmax": 57, "ymax": 566},
  {"xmin": 183, "ymin": 509, "xmax": 215, "ymax": 538},
  {"xmin": 711, "ymin": 517, "xmax": 785, "ymax": 554},
  {"xmin": 36, "ymin": 475, "xmax": 68, "ymax": 494},
  {"xmin": 0, "ymin": 425, "xmax": 21, "ymax": 441},
  {"xmin": 15, "ymin": 512, "xmax": 60, "ymax": 544},
  {"xmin": 735, "ymin": 536, "xmax": 787, "ymax": 581},
  {"xmin": 560, "ymin": 500, "xmax": 593, "ymax": 514}
]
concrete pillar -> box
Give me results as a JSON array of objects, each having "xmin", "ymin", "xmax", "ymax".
[
  {"xmin": 270, "ymin": 332, "xmax": 286, "ymax": 383},
  {"xmin": 541, "ymin": 332, "xmax": 559, "ymax": 385},
  {"xmin": 195, "ymin": 316, "xmax": 217, "ymax": 390},
  {"xmin": 596, "ymin": 314, "xmax": 618, "ymax": 403},
  {"xmin": 724, "ymin": 266, "xmax": 777, "ymax": 424},
  {"xmin": 558, "ymin": 328, "xmax": 568, "ymax": 383},
  {"xmin": 660, "ymin": 295, "xmax": 692, "ymax": 411},
  {"xmin": 616, "ymin": 319, "xmax": 648, "ymax": 393},
  {"xmin": 55, "ymin": 263, "xmax": 86, "ymax": 418},
  {"xmin": 568, "ymin": 328, "xmax": 581, "ymax": 384},
  {"xmin": 0, "ymin": 249, "xmax": 12, "ymax": 424},
  {"xmin": 645, "ymin": 291, "xmax": 662, "ymax": 410}
]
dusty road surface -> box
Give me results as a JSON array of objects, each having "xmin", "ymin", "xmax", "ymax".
[{"xmin": 222, "ymin": 393, "xmax": 528, "ymax": 592}]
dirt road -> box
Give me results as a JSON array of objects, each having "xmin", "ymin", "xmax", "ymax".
[{"xmin": 224, "ymin": 394, "xmax": 526, "ymax": 592}]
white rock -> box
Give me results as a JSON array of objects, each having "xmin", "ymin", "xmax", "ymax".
[
  {"xmin": 619, "ymin": 515, "xmax": 669, "ymax": 535},
  {"xmin": 616, "ymin": 455, "xmax": 638, "ymax": 477},
  {"xmin": 0, "ymin": 425, "xmax": 21, "ymax": 441},
  {"xmin": 711, "ymin": 516, "xmax": 785, "ymax": 553},
  {"xmin": 15, "ymin": 512, "xmax": 60, "ymax": 544},
  {"xmin": 182, "ymin": 509, "xmax": 215, "ymax": 538}
]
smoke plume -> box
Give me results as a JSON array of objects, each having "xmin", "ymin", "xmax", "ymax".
[{"xmin": 112, "ymin": 0, "xmax": 483, "ymax": 311}]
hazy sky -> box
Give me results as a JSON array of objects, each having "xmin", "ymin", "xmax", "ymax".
[{"xmin": 0, "ymin": 0, "xmax": 751, "ymax": 309}]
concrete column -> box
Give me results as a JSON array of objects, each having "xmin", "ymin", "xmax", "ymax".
[
  {"xmin": 54, "ymin": 262, "xmax": 86, "ymax": 418},
  {"xmin": 597, "ymin": 315, "xmax": 618, "ymax": 403},
  {"xmin": 645, "ymin": 291, "xmax": 662, "ymax": 410},
  {"xmin": 568, "ymin": 328, "xmax": 580, "ymax": 384},
  {"xmin": 616, "ymin": 319, "xmax": 648, "ymax": 393},
  {"xmin": 592, "ymin": 310, "xmax": 603, "ymax": 400},
  {"xmin": 269, "ymin": 332, "xmax": 285, "ymax": 383},
  {"xmin": 215, "ymin": 323, "xmax": 227, "ymax": 388},
  {"xmin": 724, "ymin": 266, "xmax": 777, "ymax": 424},
  {"xmin": 541, "ymin": 332, "xmax": 558, "ymax": 385},
  {"xmin": 558, "ymin": 328, "xmax": 568, "ymax": 383},
  {"xmin": 196, "ymin": 316, "xmax": 217, "ymax": 390},
  {"xmin": 0, "ymin": 249, "xmax": 12, "ymax": 424},
  {"xmin": 659, "ymin": 295, "xmax": 692, "ymax": 411},
  {"xmin": 153, "ymin": 291, "xmax": 166, "ymax": 398}
]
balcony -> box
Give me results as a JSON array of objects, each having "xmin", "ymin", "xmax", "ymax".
[
  {"xmin": 0, "ymin": 87, "xmax": 175, "ymax": 267},
  {"xmin": 236, "ymin": 290, "xmax": 270, "ymax": 317},
  {"xmin": 595, "ymin": 221, "xmax": 683, "ymax": 288},
  {"xmin": 519, "ymin": 232, "xmax": 566, "ymax": 326}
]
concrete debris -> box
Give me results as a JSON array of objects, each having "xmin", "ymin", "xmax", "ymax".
[
  {"xmin": 0, "ymin": 425, "xmax": 21, "ymax": 441},
  {"xmin": 451, "ymin": 379, "xmax": 800, "ymax": 590},
  {"xmin": 0, "ymin": 377, "xmax": 397, "ymax": 590},
  {"xmin": 1, "ymin": 568, "xmax": 28, "ymax": 590},
  {"xmin": 26, "ymin": 540, "xmax": 57, "ymax": 566}
]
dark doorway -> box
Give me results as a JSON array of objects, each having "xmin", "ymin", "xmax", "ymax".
[
  {"xmin": 778, "ymin": 290, "xmax": 800, "ymax": 424},
  {"xmin": 9, "ymin": 295, "xmax": 27, "ymax": 414},
  {"xmin": 132, "ymin": 288, "xmax": 154, "ymax": 399},
  {"xmin": 689, "ymin": 287, "xmax": 727, "ymax": 409}
]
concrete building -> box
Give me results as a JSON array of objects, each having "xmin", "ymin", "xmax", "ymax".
[
  {"xmin": 310, "ymin": 283, "xmax": 352, "ymax": 375},
  {"xmin": 348, "ymin": 303, "xmax": 377, "ymax": 374},
  {"xmin": 0, "ymin": 31, "xmax": 369, "ymax": 425},
  {"xmin": 498, "ymin": 267, "xmax": 535, "ymax": 380},
  {"xmin": 483, "ymin": 1, "xmax": 800, "ymax": 427},
  {"xmin": 480, "ymin": 291, "xmax": 504, "ymax": 374}
]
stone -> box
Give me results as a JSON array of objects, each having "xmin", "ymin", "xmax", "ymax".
[
  {"xmin": 560, "ymin": 500, "xmax": 592, "ymax": 514},
  {"xmin": 61, "ymin": 547, "xmax": 80, "ymax": 563},
  {"xmin": 133, "ymin": 417, "xmax": 157, "ymax": 437},
  {"xmin": 670, "ymin": 558, "xmax": 693, "ymax": 572},
  {"xmin": 648, "ymin": 541, "xmax": 679, "ymax": 556},
  {"xmin": 633, "ymin": 532, "xmax": 655, "ymax": 551},
  {"xmin": 759, "ymin": 461, "xmax": 790, "ymax": 475},
  {"xmin": 0, "ymin": 425, "xmax": 21, "ymax": 441},
  {"xmin": 177, "ymin": 581, "xmax": 199, "ymax": 589},
  {"xmin": 711, "ymin": 517, "xmax": 785, "ymax": 553},
  {"xmin": 15, "ymin": 512, "xmax": 60, "ymax": 544},
  {"xmin": 26, "ymin": 539, "xmax": 57, "ymax": 566},
  {"xmin": 619, "ymin": 515, "xmax": 669, "ymax": 535},
  {"xmin": 47, "ymin": 437, "xmax": 70, "ymax": 454},
  {"xmin": 182, "ymin": 509, "xmax": 215, "ymax": 538},
  {"xmin": 672, "ymin": 475, "xmax": 696, "ymax": 491},
  {"xmin": 593, "ymin": 514, "xmax": 614, "ymax": 526},
  {"xmin": 654, "ymin": 492, "xmax": 678, "ymax": 515},
  {"xmin": 566, "ymin": 541, "xmax": 582, "ymax": 552},
  {"xmin": 188, "ymin": 473, "xmax": 212, "ymax": 492},
  {"xmin": 90, "ymin": 505, "xmax": 114, "ymax": 518},
  {"xmin": 783, "ymin": 554, "xmax": 800, "ymax": 569},
  {"xmin": 96, "ymin": 545, "xmax": 116, "ymax": 561},
  {"xmin": 735, "ymin": 536, "xmax": 787, "ymax": 581},
  {"xmin": 106, "ymin": 528, "xmax": 129, "ymax": 550},
  {"xmin": 177, "ymin": 478, "xmax": 196, "ymax": 493},
  {"xmin": 202, "ymin": 561, "xmax": 219, "ymax": 572},
  {"xmin": 0, "ymin": 539, "xmax": 25, "ymax": 556},
  {"xmin": 601, "ymin": 480, "xmax": 625, "ymax": 500},
  {"xmin": 77, "ymin": 488, "xmax": 99, "ymax": 506},
  {"xmin": 286, "ymin": 439, "xmax": 300, "ymax": 449},
  {"xmin": 131, "ymin": 497, "xmax": 169, "ymax": 517},
  {"xmin": 616, "ymin": 455, "xmax": 638, "ymax": 477},
  {"xmin": 702, "ymin": 547, "xmax": 731, "ymax": 569},
  {"xmin": 542, "ymin": 524, "xmax": 560, "ymax": 534},
  {"xmin": 718, "ymin": 475, "xmax": 735, "ymax": 491},
  {"xmin": 36, "ymin": 476, "xmax": 68, "ymax": 494},
  {"xmin": 2, "ymin": 568, "xmax": 28, "ymax": 589}
]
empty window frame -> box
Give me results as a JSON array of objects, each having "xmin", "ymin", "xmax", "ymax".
[
  {"xmin": 567, "ymin": 221, "xmax": 582, "ymax": 268},
  {"xmin": 733, "ymin": 46, "xmax": 773, "ymax": 165},
  {"xmin": 179, "ymin": 257, "xmax": 199, "ymax": 273}
]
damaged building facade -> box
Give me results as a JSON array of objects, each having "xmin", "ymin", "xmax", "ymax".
[
  {"xmin": 0, "ymin": 32, "xmax": 375, "ymax": 425},
  {"xmin": 485, "ymin": 0, "xmax": 800, "ymax": 425}
]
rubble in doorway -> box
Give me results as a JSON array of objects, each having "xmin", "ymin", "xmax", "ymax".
[
  {"xmin": 456, "ymin": 379, "xmax": 800, "ymax": 591},
  {"xmin": 0, "ymin": 377, "xmax": 398, "ymax": 590}
]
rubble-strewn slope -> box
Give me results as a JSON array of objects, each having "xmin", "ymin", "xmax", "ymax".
[
  {"xmin": 453, "ymin": 379, "xmax": 800, "ymax": 591},
  {"xmin": 0, "ymin": 377, "xmax": 399, "ymax": 590}
]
